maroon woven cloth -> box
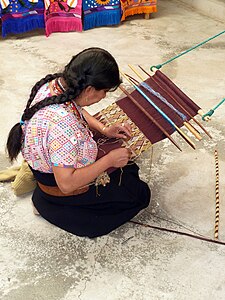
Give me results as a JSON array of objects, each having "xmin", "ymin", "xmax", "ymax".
[
  {"xmin": 117, "ymin": 70, "xmax": 200, "ymax": 144},
  {"xmin": 94, "ymin": 70, "xmax": 201, "ymax": 164}
]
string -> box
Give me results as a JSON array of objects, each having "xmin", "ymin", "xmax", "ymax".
[
  {"xmin": 96, "ymin": 137, "xmax": 120, "ymax": 155},
  {"xmin": 126, "ymin": 74, "xmax": 187, "ymax": 121},
  {"xmin": 122, "ymin": 73, "xmax": 196, "ymax": 150},
  {"xmin": 148, "ymin": 145, "xmax": 153, "ymax": 181},
  {"xmin": 136, "ymin": 145, "xmax": 209, "ymax": 240},
  {"xmin": 97, "ymin": 108, "xmax": 140, "ymax": 158},
  {"xmin": 146, "ymin": 148, "xmax": 204, "ymax": 238},
  {"xmin": 138, "ymin": 65, "xmax": 212, "ymax": 139},
  {"xmin": 129, "ymin": 146, "xmax": 225, "ymax": 246},
  {"xmin": 118, "ymin": 168, "xmax": 123, "ymax": 186},
  {"xmin": 202, "ymin": 97, "xmax": 225, "ymax": 121},
  {"xmin": 150, "ymin": 30, "xmax": 225, "ymax": 71},
  {"xmin": 129, "ymin": 220, "xmax": 225, "ymax": 246},
  {"xmin": 149, "ymin": 213, "xmax": 206, "ymax": 237},
  {"xmin": 141, "ymin": 82, "xmax": 187, "ymax": 120}
]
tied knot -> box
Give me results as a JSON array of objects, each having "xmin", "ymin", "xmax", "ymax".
[{"xmin": 20, "ymin": 119, "xmax": 25, "ymax": 126}]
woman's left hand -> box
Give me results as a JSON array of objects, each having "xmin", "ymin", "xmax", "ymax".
[{"xmin": 102, "ymin": 122, "xmax": 132, "ymax": 139}]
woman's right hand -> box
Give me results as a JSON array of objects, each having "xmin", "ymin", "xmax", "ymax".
[
  {"xmin": 52, "ymin": 147, "xmax": 131, "ymax": 193},
  {"xmin": 107, "ymin": 148, "xmax": 131, "ymax": 168}
]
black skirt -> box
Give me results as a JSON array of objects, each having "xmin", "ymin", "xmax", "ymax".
[{"xmin": 32, "ymin": 163, "xmax": 151, "ymax": 238}]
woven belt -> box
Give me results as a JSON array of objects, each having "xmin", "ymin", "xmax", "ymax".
[{"xmin": 37, "ymin": 182, "xmax": 89, "ymax": 197}]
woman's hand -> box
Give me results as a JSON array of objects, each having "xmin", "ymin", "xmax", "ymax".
[
  {"xmin": 107, "ymin": 148, "xmax": 131, "ymax": 168},
  {"xmin": 102, "ymin": 122, "xmax": 132, "ymax": 139},
  {"xmin": 53, "ymin": 147, "xmax": 131, "ymax": 193}
]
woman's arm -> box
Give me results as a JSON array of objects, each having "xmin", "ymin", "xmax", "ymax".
[
  {"xmin": 82, "ymin": 109, "xmax": 105, "ymax": 133},
  {"xmin": 52, "ymin": 147, "xmax": 130, "ymax": 194},
  {"xmin": 82, "ymin": 109, "xmax": 131, "ymax": 139}
]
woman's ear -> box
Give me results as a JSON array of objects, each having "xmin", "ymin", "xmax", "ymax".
[
  {"xmin": 83, "ymin": 86, "xmax": 97, "ymax": 100},
  {"xmin": 85, "ymin": 86, "xmax": 95, "ymax": 94},
  {"xmin": 81, "ymin": 86, "xmax": 95, "ymax": 103}
]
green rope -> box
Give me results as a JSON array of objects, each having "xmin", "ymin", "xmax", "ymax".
[
  {"xmin": 202, "ymin": 98, "xmax": 225, "ymax": 121},
  {"xmin": 150, "ymin": 30, "xmax": 225, "ymax": 71}
]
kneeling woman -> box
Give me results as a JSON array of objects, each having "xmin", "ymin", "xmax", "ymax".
[{"xmin": 7, "ymin": 47, "xmax": 151, "ymax": 238}]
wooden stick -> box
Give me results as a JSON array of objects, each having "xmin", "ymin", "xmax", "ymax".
[
  {"xmin": 214, "ymin": 149, "xmax": 220, "ymax": 239},
  {"xmin": 119, "ymin": 85, "xmax": 182, "ymax": 152},
  {"xmin": 183, "ymin": 122, "xmax": 202, "ymax": 140},
  {"xmin": 121, "ymin": 72, "xmax": 196, "ymax": 150},
  {"xmin": 127, "ymin": 66, "xmax": 202, "ymax": 141},
  {"xmin": 138, "ymin": 65, "xmax": 212, "ymax": 139}
]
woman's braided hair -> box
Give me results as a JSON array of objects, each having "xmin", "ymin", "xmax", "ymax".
[{"xmin": 7, "ymin": 47, "xmax": 121, "ymax": 161}]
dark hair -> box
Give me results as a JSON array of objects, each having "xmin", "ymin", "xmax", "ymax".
[{"xmin": 6, "ymin": 47, "xmax": 121, "ymax": 162}]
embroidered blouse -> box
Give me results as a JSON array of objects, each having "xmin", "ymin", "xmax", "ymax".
[{"xmin": 21, "ymin": 83, "xmax": 98, "ymax": 173}]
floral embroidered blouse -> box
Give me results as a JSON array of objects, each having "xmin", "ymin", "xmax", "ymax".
[{"xmin": 21, "ymin": 83, "xmax": 98, "ymax": 173}]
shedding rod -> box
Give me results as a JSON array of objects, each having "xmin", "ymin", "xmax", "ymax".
[{"xmin": 120, "ymin": 71, "xmax": 196, "ymax": 150}]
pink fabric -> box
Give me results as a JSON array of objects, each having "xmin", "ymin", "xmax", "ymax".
[
  {"xmin": 44, "ymin": 0, "xmax": 82, "ymax": 36},
  {"xmin": 21, "ymin": 83, "xmax": 98, "ymax": 173}
]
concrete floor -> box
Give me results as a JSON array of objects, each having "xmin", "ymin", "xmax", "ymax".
[
  {"xmin": 179, "ymin": 0, "xmax": 225, "ymax": 23},
  {"xmin": 1, "ymin": 0, "xmax": 225, "ymax": 299}
]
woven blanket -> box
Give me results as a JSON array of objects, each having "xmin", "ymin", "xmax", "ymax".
[
  {"xmin": 120, "ymin": 0, "xmax": 157, "ymax": 21},
  {"xmin": 83, "ymin": 0, "xmax": 121, "ymax": 30},
  {"xmin": 0, "ymin": 0, "xmax": 44, "ymax": 37},
  {"xmin": 44, "ymin": 0, "xmax": 82, "ymax": 36}
]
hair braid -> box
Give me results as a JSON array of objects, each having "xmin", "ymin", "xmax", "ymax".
[
  {"xmin": 7, "ymin": 47, "xmax": 121, "ymax": 162},
  {"xmin": 25, "ymin": 73, "xmax": 62, "ymax": 111},
  {"xmin": 22, "ymin": 94, "xmax": 67, "ymax": 121},
  {"xmin": 7, "ymin": 73, "xmax": 63, "ymax": 161}
]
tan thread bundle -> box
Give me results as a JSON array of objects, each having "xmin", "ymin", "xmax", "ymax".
[{"xmin": 94, "ymin": 102, "xmax": 152, "ymax": 159}]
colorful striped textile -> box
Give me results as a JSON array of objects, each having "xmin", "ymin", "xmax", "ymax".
[
  {"xmin": 83, "ymin": 0, "xmax": 121, "ymax": 30},
  {"xmin": 44, "ymin": 0, "xmax": 82, "ymax": 36},
  {"xmin": 120, "ymin": 0, "xmax": 157, "ymax": 21},
  {"xmin": 0, "ymin": 0, "xmax": 44, "ymax": 37}
]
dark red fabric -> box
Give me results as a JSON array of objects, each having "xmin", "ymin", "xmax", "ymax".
[
  {"xmin": 94, "ymin": 70, "xmax": 200, "ymax": 156},
  {"xmin": 117, "ymin": 71, "xmax": 200, "ymax": 144},
  {"xmin": 153, "ymin": 70, "xmax": 200, "ymax": 116}
]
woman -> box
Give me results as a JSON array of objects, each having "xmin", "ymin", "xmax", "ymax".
[{"xmin": 7, "ymin": 47, "xmax": 150, "ymax": 238}]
